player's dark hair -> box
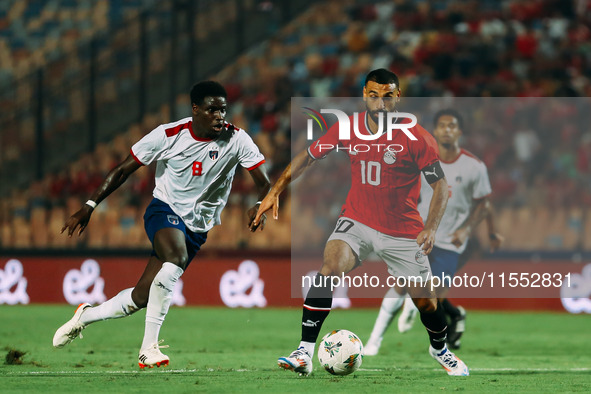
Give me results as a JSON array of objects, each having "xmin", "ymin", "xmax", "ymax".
[
  {"xmin": 364, "ymin": 68, "xmax": 399, "ymax": 87},
  {"xmin": 190, "ymin": 81, "xmax": 227, "ymax": 105},
  {"xmin": 433, "ymin": 109, "xmax": 464, "ymax": 130}
]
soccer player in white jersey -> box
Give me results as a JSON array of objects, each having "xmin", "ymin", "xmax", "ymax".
[
  {"xmin": 53, "ymin": 81, "xmax": 270, "ymax": 368},
  {"xmin": 365, "ymin": 109, "xmax": 501, "ymax": 355}
]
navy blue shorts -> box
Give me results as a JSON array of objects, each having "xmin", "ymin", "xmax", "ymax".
[
  {"xmin": 143, "ymin": 198, "xmax": 207, "ymax": 267},
  {"xmin": 429, "ymin": 246, "xmax": 460, "ymax": 280}
]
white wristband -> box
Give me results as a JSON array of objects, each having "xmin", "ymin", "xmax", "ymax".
[
  {"xmin": 255, "ymin": 201, "xmax": 262, "ymax": 205},
  {"xmin": 85, "ymin": 200, "xmax": 97, "ymax": 209}
]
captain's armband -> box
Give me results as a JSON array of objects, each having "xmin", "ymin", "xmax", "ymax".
[{"xmin": 422, "ymin": 161, "xmax": 445, "ymax": 184}]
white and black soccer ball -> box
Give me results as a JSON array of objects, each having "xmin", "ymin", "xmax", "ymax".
[{"xmin": 317, "ymin": 329, "xmax": 363, "ymax": 375}]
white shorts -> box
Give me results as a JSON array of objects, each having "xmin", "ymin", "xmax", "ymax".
[{"xmin": 327, "ymin": 217, "xmax": 432, "ymax": 282}]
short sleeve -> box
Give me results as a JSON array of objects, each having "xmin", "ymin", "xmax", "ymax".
[
  {"xmin": 473, "ymin": 161, "xmax": 492, "ymax": 199},
  {"xmin": 307, "ymin": 122, "xmax": 340, "ymax": 160},
  {"xmin": 410, "ymin": 125, "xmax": 440, "ymax": 170},
  {"xmin": 238, "ymin": 130, "xmax": 266, "ymax": 171},
  {"xmin": 130, "ymin": 125, "xmax": 168, "ymax": 166}
]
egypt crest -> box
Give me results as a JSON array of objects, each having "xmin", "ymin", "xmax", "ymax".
[
  {"xmin": 208, "ymin": 145, "xmax": 219, "ymax": 161},
  {"xmin": 383, "ymin": 150, "xmax": 396, "ymax": 164}
]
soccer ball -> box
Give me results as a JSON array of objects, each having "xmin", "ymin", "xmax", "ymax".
[{"xmin": 317, "ymin": 329, "xmax": 363, "ymax": 375}]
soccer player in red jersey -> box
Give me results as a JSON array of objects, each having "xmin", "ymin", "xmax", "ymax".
[{"xmin": 254, "ymin": 69, "xmax": 469, "ymax": 376}]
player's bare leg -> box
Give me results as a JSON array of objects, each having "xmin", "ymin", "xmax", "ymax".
[
  {"xmin": 278, "ymin": 240, "xmax": 358, "ymax": 376},
  {"xmin": 408, "ymin": 283, "xmax": 469, "ymax": 376},
  {"xmin": 52, "ymin": 257, "xmax": 163, "ymax": 349},
  {"xmin": 138, "ymin": 228, "xmax": 187, "ymax": 369}
]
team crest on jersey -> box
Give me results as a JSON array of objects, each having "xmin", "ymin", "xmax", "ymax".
[
  {"xmin": 455, "ymin": 176, "xmax": 462, "ymax": 183},
  {"xmin": 208, "ymin": 145, "xmax": 219, "ymax": 161},
  {"xmin": 167, "ymin": 215, "xmax": 179, "ymax": 225},
  {"xmin": 415, "ymin": 250, "xmax": 426, "ymax": 264},
  {"xmin": 383, "ymin": 150, "xmax": 396, "ymax": 164}
]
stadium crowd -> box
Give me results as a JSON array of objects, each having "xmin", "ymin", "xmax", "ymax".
[{"xmin": 2, "ymin": 0, "xmax": 591, "ymax": 251}]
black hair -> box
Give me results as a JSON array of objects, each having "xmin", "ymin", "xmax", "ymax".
[
  {"xmin": 190, "ymin": 81, "xmax": 227, "ymax": 105},
  {"xmin": 433, "ymin": 109, "xmax": 464, "ymax": 130},
  {"xmin": 364, "ymin": 68, "xmax": 400, "ymax": 87}
]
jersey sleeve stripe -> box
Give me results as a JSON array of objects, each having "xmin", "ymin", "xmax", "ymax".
[
  {"xmin": 165, "ymin": 123, "xmax": 186, "ymax": 137},
  {"xmin": 130, "ymin": 148, "xmax": 145, "ymax": 166},
  {"xmin": 246, "ymin": 160, "xmax": 265, "ymax": 171}
]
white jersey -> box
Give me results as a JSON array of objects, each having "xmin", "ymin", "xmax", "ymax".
[
  {"xmin": 131, "ymin": 117, "xmax": 265, "ymax": 233},
  {"xmin": 418, "ymin": 149, "xmax": 491, "ymax": 254}
]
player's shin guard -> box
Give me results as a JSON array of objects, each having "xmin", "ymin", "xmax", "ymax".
[
  {"xmin": 141, "ymin": 262, "xmax": 184, "ymax": 350},
  {"xmin": 420, "ymin": 301, "xmax": 448, "ymax": 350},
  {"xmin": 301, "ymin": 273, "xmax": 333, "ymax": 344},
  {"xmin": 80, "ymin": 288, "xmax": 140, "ymax": 325}
]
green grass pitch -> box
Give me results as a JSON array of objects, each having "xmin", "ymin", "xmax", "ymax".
[{"xmin": 1, "ymin": 305, "xmax": 589, "ymax": 392}]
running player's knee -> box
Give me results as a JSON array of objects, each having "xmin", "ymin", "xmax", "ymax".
[
  {"xmin": 159, "ymin": 249, "xmax": 188, "ymax": 269},
  {"xmin": 169, "ymin": 254, "xmax": 188, "ymax": 269},
  {"xmin": 415, "ymin": 298, "xmax": 437, "ymax": 313},
  {"xmin": 319, "ymin": 260, "xmax": 343, "ymax": 276}
]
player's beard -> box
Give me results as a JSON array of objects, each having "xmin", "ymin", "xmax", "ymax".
[{"xmin": 369, "ymin": 110, "xmax": 388, "ymax": 124}]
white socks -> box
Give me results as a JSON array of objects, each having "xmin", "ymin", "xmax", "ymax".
[
  {"xmin": 141, "ymin": 262, "xmax": 184, "ymax": 350},
  {"xmin": 299, "ymin": 341, "xmax": 315, "ymax": 356},
  {"xmin": 80, "ymin": 288, "xmax": 139, "ymax": 325},
  {"xmin": 367, "ymin": 288, "xmax": 405, "ymax": 344}
]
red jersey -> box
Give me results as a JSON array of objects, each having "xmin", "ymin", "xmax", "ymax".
[{"xmin": 307, "ymin": 112, "xmax": 439, "ymax": 239}]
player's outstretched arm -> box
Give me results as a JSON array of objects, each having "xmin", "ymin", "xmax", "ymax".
[
  {"xmin": 247, "ymin": 165, "xmax": 271, "ymax": 232},
  {"xmin": 450, "ymin": 197, "xmax": 491, "ymax": 248},
  {"xmin": 253, "ymin": 150, "xmax": 315, "ymax": 225},
  {"xmin": 61, "ymin": 155, "xmax": 141, "ymax": 237},
  {"xmin": 418, "ymin": 176, "xmax": 448, "ymax": 254}
]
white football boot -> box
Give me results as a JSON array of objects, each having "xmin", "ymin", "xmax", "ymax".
[
  {"xmin": 277, "ymin": 347, "xmax": 313, "ymax": 376},
  {"xmin": 53, "ymin": 303, "xmax": 91, "ymax": 348},
  {"xmin": 138, "ymin": 340, "xmax": 170, "ymax": 369},
  {"xmin": 397, "ymin": 297, "xmax": 418, "ymax": 333},
  {"xmin": 363, "ymin": 337, "xmax": 382, "ymax": 356},
  {"xmin": 429, "ymin": 345, "xmax": 469, "ymax": 376}
]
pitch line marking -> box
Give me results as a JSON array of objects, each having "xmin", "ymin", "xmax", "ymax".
[
  {"xmin": 358, "ymin": 367, "xmax": 591, "ymax": 372},
  {"xmin": 4, "ymin": 369, "xmax": 197, "ymax": 375},
  {"xmin": 4, "ymin": 367, "xmax": 590, "ymax": 376}
]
